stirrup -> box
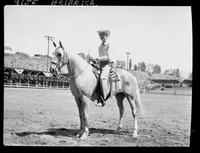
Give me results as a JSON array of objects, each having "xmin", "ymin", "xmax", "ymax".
[{"xmin": 95, "ymin": 99, "xmax": 105, "ymax": 107}]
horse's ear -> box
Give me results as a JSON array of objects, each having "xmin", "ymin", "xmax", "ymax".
[
  {"xmin": 52, "ymin": 41, "xmax": 57, "ymax": 47},
  {"xmin": 59, "ymin": 41, "xmax": 64, "ymax": 49}
]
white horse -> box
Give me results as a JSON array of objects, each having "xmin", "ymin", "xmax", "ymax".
[{"xmin": 50, "ymin": 41, "xmax": 143, "ymax": 140}]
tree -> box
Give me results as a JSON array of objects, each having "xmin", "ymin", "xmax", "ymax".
[
  {"xmin": 134, "ymin": 64, "xmax": 137, "ymax": 71},
  {"xmin": 140, "ymin": 62, "xmax": 146, "ymax": 72},
  {"xmin": 153, "ymin": 64, "xmax": 161, "ymax": 74},
  {"xmin": 129, "ymin": 59, "xmax": 132, "ymax": 70},
  {"xmin": 137, "ymin": 62, "xmax": 146, "ymax": 72}
]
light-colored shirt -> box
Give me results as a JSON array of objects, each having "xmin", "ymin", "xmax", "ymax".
[{"xmin": 98, "ymin": 43, "xmax": 109, "ymax": 59}]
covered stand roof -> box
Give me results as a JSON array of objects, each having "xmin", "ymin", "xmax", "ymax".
[
  {"xmin": 4, "ymin": 66, "xmax": 69, "ymax": 83},
  {"xmin": 182, "ymin": 79, "xmax": 192, "ymax": 84},
  {"xmin": 150, "ymin": 74, "xmax": 180, "ymax": 83},
  {"xmin": 4, "ymin": 67, "xmax": 19, "ymax": 74},
  {"xmin": 4, "ymin": 67, "xmax": 57, "ymax": 77},
  {"xmin": 43, "ymin": 72, "xmax": 53, "ymax": 77},
  {"xmin": 14, "ymin": 68, "xmax": 24, "ymax": 74}
]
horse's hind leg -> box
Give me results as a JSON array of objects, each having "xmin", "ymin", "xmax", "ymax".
[
  {"xmin": 115, "ymin": 93, "xmax": 125, "ymax": 131},
  {"xmin": 126, "ymin": 96, "xmax": 138, "ymax": 138}
]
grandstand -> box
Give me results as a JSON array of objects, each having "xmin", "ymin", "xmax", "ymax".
[{"xmin": 4, "ymin": 67, "xmax": 69, "ymax": 89}]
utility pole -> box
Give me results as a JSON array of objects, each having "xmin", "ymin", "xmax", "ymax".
[
  {"xmin": 126, "ymin": 52, "xmax": 131, "ymax": 70},
  {"xmin": 44, "ymin": 35, "xmax": 55, "ymax": 72}
]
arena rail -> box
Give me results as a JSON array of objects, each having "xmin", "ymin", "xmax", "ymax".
[{"xmin": 4, "ymin": 82, "xmax": 69, "ymax": 90}]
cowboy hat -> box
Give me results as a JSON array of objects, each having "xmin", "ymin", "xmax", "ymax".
[{"xmin": 97, "ymin": 30, "xmax": 111, "ymax": 37}]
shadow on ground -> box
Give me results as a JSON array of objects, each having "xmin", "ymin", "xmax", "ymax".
[{"xmin": 14, "ymin": 127, "xmax": 129, "ymax": 138}]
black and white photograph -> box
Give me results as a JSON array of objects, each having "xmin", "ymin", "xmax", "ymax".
[{"xmin": 4, "ymin": 5, "xmax": 192, "ymax": 147}]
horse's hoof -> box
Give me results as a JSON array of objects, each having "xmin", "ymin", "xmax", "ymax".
[
  {"xmin": 80, "ymin": 132, "xmax": 88, "ymax": 140},
  {"xmin": 76, "ymin": 133, "xmax": 80, "ymax": 138},
  {"xmin": 117, "ymin": 126, "xmax": 122, "ymax": 131},
  {"xmin": 117, "ymin": 124, "xmax": 123, "ymax": 131},
  {"xmin": 133, "ymin": 130, "xmax": 138, "ymax": 138},
  {"xmin": 133, "ymin": 134, "xmax": 138, "ymax": 139},
  {"xmin": 76, "ymin": 130, "xmax": 83, "ymax": 138}
]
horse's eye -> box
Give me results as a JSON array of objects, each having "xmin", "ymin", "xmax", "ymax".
[{"xmin": 57, "ymin": 53, "xmax": 61, "ymax": 57}]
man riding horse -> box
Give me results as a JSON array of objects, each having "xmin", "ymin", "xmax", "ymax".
[
  {"xmin": 95, "ymin": 30, "xmax": 120, "ymax": 107},
  {"xmin": 50, "ymin": 39, "xmax": 143, "ymax": 139}
]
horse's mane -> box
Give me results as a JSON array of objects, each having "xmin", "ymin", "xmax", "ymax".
[
  {"xmin": 65, "ymin": 51, "xmax": 98, "ymax": 92},
  {"xmin": 65, "ymin": 51, "xmax": 91, "ymax": 74}
]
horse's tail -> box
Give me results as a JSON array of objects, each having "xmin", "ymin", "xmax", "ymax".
[{"xmin": 135, "ymin": 88, "xmax": 145, "ymax": 116}]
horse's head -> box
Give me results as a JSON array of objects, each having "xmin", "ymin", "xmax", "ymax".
[{"xmin": 50, "ymin": 40, "xmax": 69, "ymax": 77}]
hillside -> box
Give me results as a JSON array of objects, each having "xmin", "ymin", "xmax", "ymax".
[{"xmin": 4, "ymin": 52, "xmax": 51, "ymax": 72}]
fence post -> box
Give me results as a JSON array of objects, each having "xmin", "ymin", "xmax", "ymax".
[
  {"xmin": 63, "ymin": 82, "xmax": 64, "ymax": 88},
  {"xmin": 19, "ymin": 78, "xmax": 21, "ymax": 87},
  {"xmin": 35, "ymin": 77, "xmax": 37, "ymax": 87},
  {"xmin": 173, "ymin": 83, "xmax": 176, "ymax": 95},
  {"xmin": 11, "ymin": 69, "xmax": 13, "ymax": 86}
]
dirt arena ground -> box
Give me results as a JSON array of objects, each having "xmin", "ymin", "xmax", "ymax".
[{"xmin": 3, "ymin": 87, "xmax": 191, "ymax": 146}]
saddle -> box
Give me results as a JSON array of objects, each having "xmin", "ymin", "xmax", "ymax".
[{"xmin": 89, "ymin": 57, "xmax": 121, "ymax": 102}]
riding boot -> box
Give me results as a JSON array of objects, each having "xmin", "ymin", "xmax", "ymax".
[
  {"xmin": 96, "ymin": 68, "xmax": 106, "ymax": 107},
  {"xmin": 95, "ymin": 81, "xmax": 106, "ymax": 107}
]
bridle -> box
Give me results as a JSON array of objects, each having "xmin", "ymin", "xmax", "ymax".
[{"xmin": 50, "ymin": 48, "xmax": 89, "ymax": 82}]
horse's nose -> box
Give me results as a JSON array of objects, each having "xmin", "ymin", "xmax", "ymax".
[{"xmin": 49, "ymin": 67, "xmax": 54, "ymax": 74}]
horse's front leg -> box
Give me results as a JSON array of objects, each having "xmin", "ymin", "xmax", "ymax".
[
  {"xmin": 75, "ymin": 96, "xmax": 89, "ymax": 139},
  {"xmin": 78, "ymin": 96, "xmax": 89, "ymax": 140},
  {"xmin": 75, "ymin": 97, "xmax": 84, "ymax": 137}
]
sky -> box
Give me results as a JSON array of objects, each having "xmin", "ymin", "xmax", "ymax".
[{"xmin": 4, "ymin": 6, "xmax": 192, "ymax": 75}]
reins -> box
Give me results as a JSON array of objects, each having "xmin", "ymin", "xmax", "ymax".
[
  {"xmin": 73, "ymin": 64, "xmax": 89, "ymax": 80},
  {"xmin": 53, "ymin": 57, "xmax": 89, "ymax": 82}
]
